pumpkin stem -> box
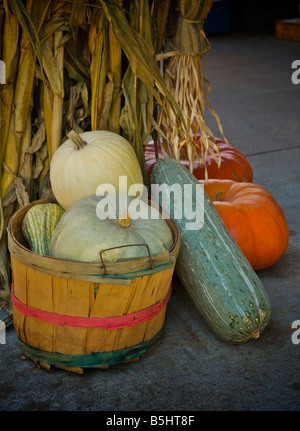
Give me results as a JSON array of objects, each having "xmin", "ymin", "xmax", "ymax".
[
  {"xmin": 212, "ymin": 191, "xmax": 224, "ymax": 202},
  {"xmin": 118, "ymin": 210, "xmax": 131, "ymax": 228},
  {"xmin": 67, "ymin": 130, "xmax": 88, "ymax": 150}
]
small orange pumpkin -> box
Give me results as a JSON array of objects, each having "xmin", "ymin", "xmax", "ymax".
[
  {"xmin": 145, "ymin": 136, "xmax": 253, "ymax": 182},
  {"xmin": 201, "ymin": 179, "xmax": 289, "ymax": 271}
]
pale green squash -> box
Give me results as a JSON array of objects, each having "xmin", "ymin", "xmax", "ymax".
[
  {"xmin": 22, "ymin": 203, "xmax": 64, "ymax": 255},
  {"xmin": 151, "ymin": 159, "xmax": 271, "ymax": 344},
  {"xmin": 49, "ymin": 194, "xmax": 174, "ymax": 263}
]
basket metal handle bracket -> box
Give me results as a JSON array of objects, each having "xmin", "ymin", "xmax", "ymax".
[{"xmin": 99, "ymin": 243, "xmax": 154, "ymax": 276}]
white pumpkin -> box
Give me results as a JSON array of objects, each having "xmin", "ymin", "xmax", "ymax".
[
  {"xmin": 49, "ymin": 194, "xmax": 174, "ymax": 263},
  {"xmin": 50, "ymin": 130, "xmax": 143, "ymax": 209}
]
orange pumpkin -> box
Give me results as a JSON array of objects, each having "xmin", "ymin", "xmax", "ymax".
[
  {"xmin": 145, "ymin": 136, "xmax": 253, "ymax": 182},
  {"xmin": 201, "ymin": 179, "xmax": 289, "ymax": 271}
]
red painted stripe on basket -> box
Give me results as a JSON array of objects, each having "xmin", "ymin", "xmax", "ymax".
[{"xmin": 11, "ymin": 284, "xmax": 172, "ymax": 330}]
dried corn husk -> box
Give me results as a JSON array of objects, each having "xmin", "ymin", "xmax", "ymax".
[
  {"xmin": 41, "ymin": 31, "xmax": 64, "ymax": 159},
  {"xmin": 0, "ymin": 0, "xmax": 51, "ymax": 301},
  {"xmin": 101, "ymin": 0, "xmax": 191, "ymax": 183},
  {"xmin": 0, "ymin": 8, "xmax": 19, "ymax": 172},
  {"xmin": 158, "ymin": 0, "xmax": 226, "ymax": 176},
  {"xmin": 89, "ymin": 6, "xmax": 107, "ymax": 130},
  {"xmin": 108, "ymin": 8, "xmax": 122, "ymax": 134}
]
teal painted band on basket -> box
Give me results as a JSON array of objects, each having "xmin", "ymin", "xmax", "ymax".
[
  {"xmin": 17, "ymin": 325, "xmax": 165, "ymax": 368},
  {"xmin": 95, "ymin": 259, "xmax": 175, "ymax": 280}
]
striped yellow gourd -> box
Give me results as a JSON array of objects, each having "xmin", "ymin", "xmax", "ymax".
[{"xmin": 22, "ymin": 203, "xmax": 64, "ymax": 255}]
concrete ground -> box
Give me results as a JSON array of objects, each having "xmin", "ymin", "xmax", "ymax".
[{"xmin": 1, "ymin": 33, "xmax": 300, "ymax": 412}]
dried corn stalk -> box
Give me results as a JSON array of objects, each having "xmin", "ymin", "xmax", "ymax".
[
  {"xmin": 158, "ymin": 0, "xmax": 226, "ymax": 176},
  {"xmin": 0, "ymin": 0, "xmax": 199, "ymax": 306},
  {"xmin": 118, "ymin": 0, "xmax": 155, "ymax": 181},
  {"xmin": 100, "ymin": 0, "xmax": 190, "ymax": 182}
]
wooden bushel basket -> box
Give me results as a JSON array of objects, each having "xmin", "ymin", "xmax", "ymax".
[{"xmin": 7, "ymin": 199, "xmax": 181, "ymax": 373}]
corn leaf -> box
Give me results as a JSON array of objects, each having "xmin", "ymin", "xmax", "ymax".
[
  {"xmin": 0, "ymin": 9, "xmax": 19, "ymax": 181},
  {"xmin": 69, "ymin": 0, "xmax": 86, "ymax": 40},
  {"xmin": 99, "ymin": 0, "xmax": 189, "ymax": 140},
  {"xmin": 7, "ymin": 0, "xmax": 49, "ymax": 79}
]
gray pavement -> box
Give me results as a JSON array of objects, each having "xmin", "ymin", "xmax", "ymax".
[{"xmin": 1, "ymin": 33, "xmax": 300, "ymax": 411}]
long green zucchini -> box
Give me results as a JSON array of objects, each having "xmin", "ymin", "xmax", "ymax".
[{"xmin": 151, "ymin": 159, "xmax": 271, "ymax": 344}]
